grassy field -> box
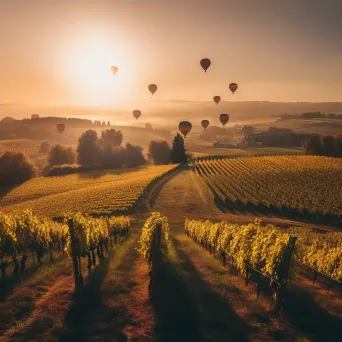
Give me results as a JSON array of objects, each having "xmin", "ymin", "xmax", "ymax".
[{"xmin": 0, "ymin": 165, "xmax": 178, "ymax": 217}]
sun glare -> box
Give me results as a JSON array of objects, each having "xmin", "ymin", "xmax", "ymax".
[{"xmin": 64, "ymin": 38, "xmax": 134, "ymax": 105}]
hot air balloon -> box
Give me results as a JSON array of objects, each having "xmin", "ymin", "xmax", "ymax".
[
  {"xmin": 200, "ymin": 58, "xmax": 211, "ymax": 72},
  {"xmin": 56, "ymin": 123, "xmax": 65, "ymax": 134},
  {"xmin": 219, "ymin": 114, "xmax": 230, "ymax": 127},
  {"xmin": 148, "ymin": 84, "xmax": 158, "ymax": 96},
  {"xmin": 229, "ymin": 83, "xmax": 238, "ymax": 94},
  {"xmin": 179, "ymin": 121, "xmax": 192, "ymax": 138},
  {"xmin": 133, "ymin": 110, "xmax": 141, "ymax": 120},
  {"xmin": 111, "ymin": 66, "xmax": 118, "ymax": 75},
  {"xmin": 213, "ymin": 96, "xmax": 221, "ymax": 105},
  {"xmin": 201, "ymin": 120, "xmax": 209, "ymax": 129}
]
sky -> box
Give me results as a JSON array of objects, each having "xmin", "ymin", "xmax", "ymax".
[{"xmin": 1, "ymin": 0, "xmax": 342, "ymax": 106}]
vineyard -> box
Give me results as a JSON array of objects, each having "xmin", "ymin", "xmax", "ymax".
[
  {"xmin": 0, "ymin": 144, "xmax": 40, "ymax": 159},
  {"xmin": 193, "ymin": 155, "xmax": 342, "ymax": 224},
  {"xmin": 0, "ymin": 209, "xmax": 130, "ymax": 278},
  {"xmin": 185, "ymin": 219, "xmax": 342, "ymax": 282},
  {"xmin": 0, "ymin": 164, "xmax": 178, "ymax": 217}
]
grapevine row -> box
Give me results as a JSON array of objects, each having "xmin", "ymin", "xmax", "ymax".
[
  {"xmin": 185, "ymin": 219, "xmax": 342, "ymax": 282},
  {"xmin": 193, "ymin": 156, "xmax": 342, "ymax": 224},
  {"xmin": 0, "ymin": 209, "xmax": 130, "ymax": 277}
]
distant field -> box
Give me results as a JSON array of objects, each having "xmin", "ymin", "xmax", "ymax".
[
  {"xmin": 0, "ymin": 165, "xmax": 178, "ymax": 217},
  {"xmin": 257, "ymin": 117, "xmax": 342, "ymax": 134},
  {"xmin": 193, "ymin": 155, "xmax": 342, "ymax": 223},
  {"xmin": 184, "ymin": 137, "xmax": 304, "ymax": 157}
]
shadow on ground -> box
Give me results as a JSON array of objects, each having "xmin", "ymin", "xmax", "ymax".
[
  {"xmin": 151, "ymin": 237, "xmax": 254, "ymax": 342},
  {"xmin": 285, "ymin": 285, "xmax": 342, "ymax": 342}
]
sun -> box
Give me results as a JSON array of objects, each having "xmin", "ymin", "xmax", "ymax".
[{"xmin": 63, "ymin": 37, "xmax": 134, "ymax": 106}]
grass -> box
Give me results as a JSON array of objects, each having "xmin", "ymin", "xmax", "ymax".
[{"xmin": 0, "ymin": 164, "xmax": 178, "ymax": 217}]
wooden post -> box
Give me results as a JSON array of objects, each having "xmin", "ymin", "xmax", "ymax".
[
  {"xmin": 149, "ymin": 223, "xmax": 162, "ymax": 299},
  {"xmin": 273, "ymin": 235, "xmax": 297, "ymax": 316},
  {"xmin": 245, "ymin": 266, "xmax": 249, "ymax": 287},
  {"xmin": 68, "ymin": 219, "xmax": 83, "ymax": 292}
]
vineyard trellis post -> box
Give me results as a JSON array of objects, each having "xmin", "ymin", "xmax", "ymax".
[
  {"xmin": 273, "ymin": 235, "xmax": 297, "ymax": 316},
  {"xmin": 68, "ymin": 218, "xmax": 84, "ymax": 293},
  {"xmin": 149, "ymin": 223, "xmax": 162, "ymax": 299}
]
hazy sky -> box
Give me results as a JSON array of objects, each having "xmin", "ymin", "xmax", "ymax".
[{"xmin": 1, "ymin": 0, "xmax": 342, "ymax": 106}]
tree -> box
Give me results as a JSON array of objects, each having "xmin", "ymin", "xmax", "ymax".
[
  {"xmin": 48, "ymin": 145, "xmax": 76, "ymax": 166},
  {"xmin": 145, "ymin": 123, "xmax": 152, "ymax": 130},
  {"xmin": 102, "ymin": 121, "xmax": 106, "ymax": 126},
  {"xmin": 336, "ymin": 133, "xmax": 342, "ymax": 157},
  {"xmin": 122, "ymin": 143, "xmax": 146, "ymax": 168},
  {"xmin": 107, "ymin": 121, "xmax": 110, "ymax": 126},
  {"xmin": 322, "ymin": 135, "xmax": 336, "ymax": 157},
  {"xmin": 0, "ymin": 151, "xmax": 36, "ymax": 185},
  {"xmin": 77, "ymin": 130, "xmax": 100, "ymax": 165},
  {"xmin": 171, "ymin": 133, "xmax": 187, "ymax": 163},
  {"xmin": 101, "ymin": 146, "xmax": 125, "ymax": 168},
  {"xmin": 39, "ymin": 141, "xmax": 50, "ymax": 155},
  {"xmin": 242, "ymin": 125, "xmax": 254, "ymax": 144},
  {"xmin": 100, "ymin": 129, "xmax": 123, "ymax": 148},
  {"xmin": 305, "ymin": 135, "xmax": 324, "ymax": 155},
  {"xmin": 148, "ymin": 140, "xmax": 171, "ymax": 165}
]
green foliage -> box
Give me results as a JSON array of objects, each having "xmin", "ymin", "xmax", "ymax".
[
  {"xmin": 0, "ymin": 209, "xmax": 130, "ymax": 263},
  {"xmin": 138, "ymin": 212, "xmax": 170, "ymax": 261},
  {"xmin": 185, "ymin": 219, "xmax": 290, "ymax": 280}
]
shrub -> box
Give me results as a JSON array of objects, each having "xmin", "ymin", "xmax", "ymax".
[
  {"xmin": 48, "ymin": 145, "xmax": 76, "ymax": 166},
  {"xmin": 148, "ymin": 140, "xmax": 171, "ymax": 165},
  {"xmin": 0, "ymin": 151, "xmax": 36, "ymax": 185}
]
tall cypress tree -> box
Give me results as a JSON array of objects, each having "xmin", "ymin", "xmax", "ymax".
[{"xmin": 171, "ymin": 133, "xmax": 187, "ymax": 163}]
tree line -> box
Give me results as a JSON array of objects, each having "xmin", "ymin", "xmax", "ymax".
[
  {"xmin": 305, "ymin": 133, "xmax": 342, "ymax": 157},
  {"xmin": 0, "ymin": 129, "xmax": 188, "ymax": 185}
]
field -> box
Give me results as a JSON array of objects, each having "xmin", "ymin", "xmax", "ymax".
[
  {"xmin": 184, "ymin": 137, "xmax": 304, "ymax": 158},
  {"xmin": 193, "ymin": 155, "xmax": 342, "ymax": 224},
  {"xmin": 1, "ymin": 157, "xmax": 341, "ymax": 342},
  {"xmin": 0, "ymin": 165, "xmax": 178, "ymax": 217}
]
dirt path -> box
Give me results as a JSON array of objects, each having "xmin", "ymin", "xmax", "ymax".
[{"xmin": 58, "ymin": 232, "xmax": 155, "ymax": 342}]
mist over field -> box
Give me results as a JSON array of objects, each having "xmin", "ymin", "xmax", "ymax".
[{"xmin": 3, "ymin": 101, "xmax": 342, "ymax": 129}]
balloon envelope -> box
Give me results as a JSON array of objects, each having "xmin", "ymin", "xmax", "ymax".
[
  {"xmin": 201, "ymin": 120, "xmax": 209, "ymax": 129},
  {"xmin": 213, "ymin": 96, "xmax": 221, "ymax": 105},
  {"xmin": 148, "ymin": 84, "xmax": 158, "ymax": 95},
  {"xmin": 229, "ymin": 83, "xmax": 238, "ymax": 94},
  {"xmin": 133, "ymin": 110, "xmax": 141, "ymax": 120},
  {"xmin": 111, "ymin": 66, "xmax": 118, "ymax": 75},
  {"xmin": 219, "ymin": 114, "xmax": 230, "ymax": 126},
  {"xmin": 179, "ymin": 121, "xmax": 192, "ymax": 137},
  {"xmin": 56, "ymin": 123, "xmax": 65, "ymax": 134},
  {"xmin": 200, "ymin": 58, "xmax": 211, "ymax": 72}
]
